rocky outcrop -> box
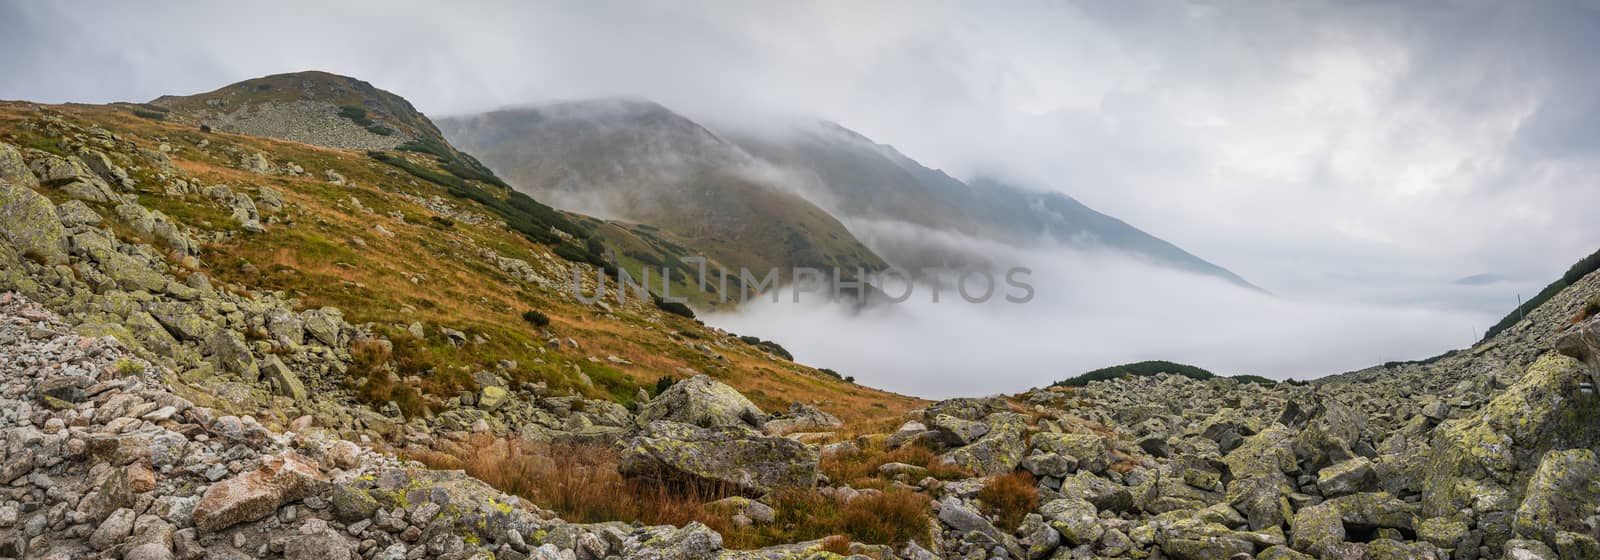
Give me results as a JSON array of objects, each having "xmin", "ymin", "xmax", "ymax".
[
  {"xmin": 637, "ymin": 375, "xmax": 767, "ymax": 432},
  {"xmin": 620, "ymin": 421, "xmax": 820, "ymax": 496}
]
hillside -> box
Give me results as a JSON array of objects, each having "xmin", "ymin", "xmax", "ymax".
[
  {"xmin": 437, "ymin": 101, "xmax": 887, "ymax": 287},
  {"xmin": 722, "ymin": 121, "xmax": 1260, "ymax": 290}
]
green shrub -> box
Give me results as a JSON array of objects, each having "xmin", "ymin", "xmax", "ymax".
[
  {"xmin": 367, "ymin": 150, "xmax": 585, "ymax": 246},
  {"xmin": 131, "ymin": 108, "xmax": 165, "ymax": 121},
  {"xmin": 653, "ymin": 294, "xmax": 696, "ymax": 319},
  {"xmin": 1052, "ymin": 360, "xmax": 1216, "ymax": 387},
  {"xmin": 654, "ymin": 376, "xmax": 676, "ymax": 396},
  {"xmin": 521, "ymin": 309, "xmax": 550, "ymax": 328},
  {"xmin": 737, "ymin": 335, "xmax": 792, "ymax": 360}
]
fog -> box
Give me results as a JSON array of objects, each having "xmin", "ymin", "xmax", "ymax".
[{"xmin": 705, "ymin": 236, "xmax": 1499, "ymax": 398}]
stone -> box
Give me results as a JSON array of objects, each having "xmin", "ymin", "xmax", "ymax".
[
  {"xmin": 928, "ymin": 413, "xmax": 989, "ymax": 446},
  {"xmin": 1316, "ymin": 456, "xmax": 1378, "ymax": 498},
  {"xmin": 1040, "ymin": 498, "xmax": 1102, "ymax": 546},
  {"xmin": 1290, "ymin": 492, "xmax": 1418, "ymax": 557},
  {"xmin": 705, "ymin": 496, "xmax": 775, "ymax": 524},
  {"xmin": 1058, "ymin": 471, "xmax": 1133, "ymax": 512},
  {"xmin": 942, "ymin": 412, "xmax": 1028, "ymax": 476},
  {"xmin": 90, "ymin": 507, "xmax": 136, "ymax": 550},
  {"xmin": 206, "ymin": 329, "xmax": 260, "ymax": 381},
  {"xmin": 261, "ymin": 355, "xmax": 307, "ymax": 400},
  {"xmin": 0, "ymin": 151, "xmax": 68, "ymax": 265},
  {"xmin": 478, "ymin": 385, "xmax": 509, "ymax": 411},
  {"xmin": 636, "ymin": 375, "xmax": 766, "ymax": 432},
  {"xmin": 1020, "ymin": 452, "xmax": 1078, "ymax": 479},
  {"xmin": 1032, "ymin": 432, "xmax": 1111, "ymax": 474},
  {"xmin": 192, "ymin": 452, "xmax": 325, "ymax": 532},
  {"xmin": 1514, "ymin": 448, "xmax": 1600, "ymax": 550},
  {"xmin": 620, "ymin": 421, "xmax": 818, "ymax": 496}
]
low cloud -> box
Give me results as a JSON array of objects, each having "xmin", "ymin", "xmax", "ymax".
[{"xmin": 705, "ymin": 240, "xmax": 1497, "ymax": 398}]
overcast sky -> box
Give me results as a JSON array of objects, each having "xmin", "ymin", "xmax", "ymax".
[{"xmin": 5, "ymin": 0, "xmax": 1598, "ymax": 390}]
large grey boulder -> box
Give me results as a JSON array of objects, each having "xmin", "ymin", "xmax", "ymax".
[
  {"xmin": 1289, "ymin": 492, "xmax": 1418, "ymax": 558},
  {"xmin": 0, "ymin": 144, "xmax": 68, "ymax": 265},
  {"xmin": 1513, "ymin": 448, "xmax": 1600, "ymax": 554},
  {"xmin": 619, "ymin": 421, "xmax": 818, "ymax": 496},
  {"xmin": 637, "ymin": 375, "xmax": 766, "ymax": 432},
  {"xmin": 942, "ymin": 412, "xmax": 1028, "ymax": 476}
]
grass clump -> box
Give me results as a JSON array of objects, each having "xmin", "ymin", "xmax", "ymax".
[{"xmin": 976, "ymin": 471, "xmax": 1038, "ymax": 531}]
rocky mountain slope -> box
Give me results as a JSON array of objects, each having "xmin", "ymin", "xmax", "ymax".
[
  {"xmin": 0, "ymin": 72, "xmax": 1594, "ymax": 560},
  {"xmin": 441, "ymin": 104, "xmax": 1255, "ymax": 290},
  {"xmin": 438, "ymin": 101, "xmax": 887, "ymax": 284}
]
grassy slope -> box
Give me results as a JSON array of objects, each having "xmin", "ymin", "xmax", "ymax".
[{"xmin": 0, "ymin": 101, "xmax": 922, "ymax": 425}]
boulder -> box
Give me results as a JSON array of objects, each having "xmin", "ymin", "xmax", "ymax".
[
  {"xmin": 942, "ymin": 412, "xmax": 1028, "ymax": 476},
  {"xmin": 0, "ymin": 148, "xmax": 68, "ymax": 265},
  {"xmin": 927, "ymin": 413, "xmax": 989, "ymax": 446},
  {"xmin": 1513, "ymin": 448, "xmax": 1600, "ymax": 553},
  {"xmin": 1032, "ymin": 432, "xmax": 1111, "ymax": 474},
  {"xmin": 1289, "ymin": 492, "xmax": 1418, "ymax": 558},
  {"xmin": 206, "ymin": 329, "xmax": 260, "ymax": 381},
  {"xmin": 261, "ymin": 355, "xmax": 307, "ymax": 401},
  {"xmin": 1058, "ymin": 471, "xmax": 1134, "ymax": 512},
  {"xmin": 1040, "ymin": 498, "xmax": 1103, "ymax": 546},
  {"xmin": 620, "ymin": 421, "xmax": 818, "ymax": 496},
  {"xmin": 1317, "ymin": 456, "xmax": 1378, "ymax": 498},
  {"xmin": 192, "ymin": 452, "xmax": 325, "ymax": 532},
  {"xmin": 762, "ymin": 403, "xmax": 842, "ymax": 435},
  {"xmin": 636, "ymin": 375, "xmax": 766, "ymax": 432}
]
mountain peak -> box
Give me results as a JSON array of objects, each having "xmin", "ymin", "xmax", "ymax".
[{"xmin": 149, "ymin": 70, "xmax": 444, "ymax": 151}]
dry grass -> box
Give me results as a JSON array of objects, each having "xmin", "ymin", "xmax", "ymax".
[
  {"xmin": 822, "ymin": 442, "xmax": 974, "ymax": 489},
  {"xmin": 820, "ymin": 535, "xmax": 852, "ymax": 555},
  {"xmin": 407, "ymin": 436, "xmax": 937, "ymax": 549},
  {"xmin": 976, "ymin": 471, "xmax": 1038, "ymax": 531}
]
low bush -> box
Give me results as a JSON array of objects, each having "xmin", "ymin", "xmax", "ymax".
[
  {"xmin": 841, "ymin": 489, "xmax": 932, "ymax": 546},
  {"xmin": 653, "ymin": 294, "xmax": 696, "ymax": 319},
  {"xmin": 521, "ymin": 309, "xmax": 550, "ymax": 327}
]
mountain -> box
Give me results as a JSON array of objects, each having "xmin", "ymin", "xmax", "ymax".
[
  {"xmin": 437, "ymin": 101, "xmax": 886, "ymax": 282},
  {"xmin": 721, "ymin": 120, "xmax": 1261, "ymax": 290},
  {"xmin": 149, "ymin": 70, "xmax": 446, "ymax": 152},
  {"xmin": 442, "ymin": 102, "xmax": 1256, "ymax": 290}
]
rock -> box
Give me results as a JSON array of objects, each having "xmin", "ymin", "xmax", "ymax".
[
  {"xmin": 330, "ymin": 484, "xmax": 379, "ymax": 522},
  {"xmin": 1017, "ymin": 512, "xmax": 1061, "ymax": 559},
  {"xmin": 1316, "ymin": 456, "xmax": 1378, "ymax": 498},
  {"xmin": 942, "ymin": 412, "xmax": 1028, "ymax": 476},
  {"xmin": 636, "ymin": 375, "xmax": 766, "ymax": 432},
  {"xmin": 192, "ymin": 452, "xmax": 325, "ymax": 532},
  {"xmin": 1222, "ymin": 424, "xmax": 1298, "ymax": 530},
  {"xmin": 261, "ymin": 355, "xmax": 307, "ymax": 400},
  {"xmin": 762, "ymin": 403, "xmax": 842, "ymax": 435},
  {"xmin": 0, "ymin": 143, "xmax": 36, "ymax": 188},
  {"xmin": 619, "ymin": 522, "xmax": 723, "ymax": 560},
  {"xmin": 285, "ymin": 519, "xmax": 355, "ymax": 560},
  {"xmin": 1032, "ymin": 432, "xmax": 1111, "ymax": 474},
  {"xmin": 887, "ymin": 421, "xmax": 928, "ymax": 449},
  {"xmin": 1153, "ymin": 517, "xmax": 1257, "ymax": 560},
  {"xmin": 1059, "ymin": 471, "xmax": 1134, "ymax": 512},
  {"xmin": 478, "ymin": 385, "xmax": 508, "ymax": 411},
  {"xmin": 1040, "ymin": 498, "xmax": 1102, "ymax": 546},
  {"xmin": 90, "ymin": 507, "xmax": 137, "ymax": 550},
  {"xmin": 206, "ymin": 329, "xmax": 260, "ymax": 381},
  {"xmin": 705, "ymin": 497, "xmax": 775, "ymax": 524},
  {"xmin": 1020, "ymin": 452, "xmax": 1078, "ymax": 479},
  {"xmin": 0, "ymin": 149, "xmax": 68, "ymax": 265},
  {"xmin": 1290, "ymin": 492, "xmax": 1418, "ymax": 557},
  {"xmin": 927, "ymin": 414, "xmax": 989, "ymax": 446},
  {"xmin": 302, "ymin": 307, "xmax": 346, "ymax": 347},
  {"xmin": 1417, "ymin": 517, "xmax": 1470, "ymax": 552},
  {"xmin": 1513, "ymin": 448, "xmax": 1600, "ymax": 552},
  {"xmin": 620, "ymin": 421, "xmax": 818, "ymax": 496},
  {"xmin": 55, "ymin": 199, "xmax": 102, "ymax": 227}
]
